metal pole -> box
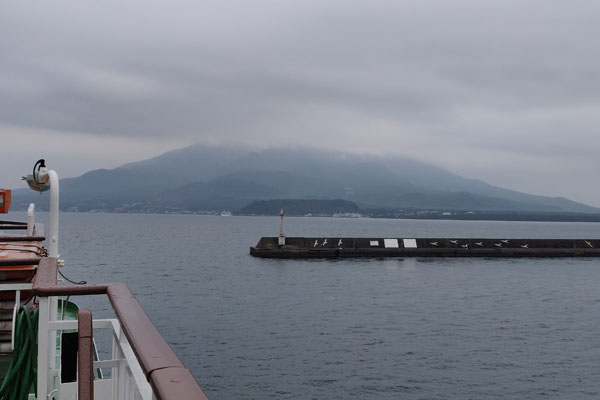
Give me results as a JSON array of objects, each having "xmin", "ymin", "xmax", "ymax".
[
  {"xmin": 37, "ymin": 297, "xmax": 50, "ymax": 400},
  {"xmin": 47, "ymin": 170, "xmax": 59, "ymax": 259},
  {"xmin": 278, "ymin": 209, "xmax": 285, "ymax": 246},
  {"xmin": 46, "ymin": 170, "xmax": 60, "ymax": 387}
]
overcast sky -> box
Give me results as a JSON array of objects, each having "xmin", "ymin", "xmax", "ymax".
[{"xmin": 2, "ymin": 0, "xmax": 600, "ymax": 206}]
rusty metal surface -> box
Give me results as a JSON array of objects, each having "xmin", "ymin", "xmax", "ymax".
[
  {"xmin": 32, "ymin": 258, "xmax": 209, "ymax": 399},
  {"xmin": 78, "ymin": 309, "xmax": 94, "ymax": 400},
  {"xmin": 0, "ymin": 241, "xmax": 46, "ymax": 256},
  {"xmin": 0, "ymin": 236, "xmax": 45, "ymax": 242},
  {"xmin": 33, "ymin": 257, "xmax": 58, "ymax": 286},
  {"xmin": 0, "ymin": 220, "xmax": 26, "ymax": 230},
  {"xmin": 0, "ymin": 257, "xmax": 40, "ymax": 266}
]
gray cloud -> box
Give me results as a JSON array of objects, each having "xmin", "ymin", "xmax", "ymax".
[{"xmin": 1, "ymin": 0, "xmax": 600, "ymax": 205}]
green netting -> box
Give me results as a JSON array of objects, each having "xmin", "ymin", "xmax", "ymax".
[{"xmin": 0, "ymin": 307, "xmax": 38, "ymax": 400}]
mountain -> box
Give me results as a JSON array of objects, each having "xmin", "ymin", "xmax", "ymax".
[{"xmin": 9, "ymin": 144, "xmax": 599, "ymax": 214}]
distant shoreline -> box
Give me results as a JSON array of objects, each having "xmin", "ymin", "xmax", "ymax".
[{"xmin": 8, "ymin": 209, "xmax": 600, "ymax": 223}]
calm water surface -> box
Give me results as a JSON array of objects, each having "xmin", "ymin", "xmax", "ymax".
[{"xmin": 12, "ymin": 212, "xmax": 600, "ymax": 399}]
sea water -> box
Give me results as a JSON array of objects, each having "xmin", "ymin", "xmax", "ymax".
[{"xmin": 13, "ymin": 212, "xmax": 600, "ymax": 399}]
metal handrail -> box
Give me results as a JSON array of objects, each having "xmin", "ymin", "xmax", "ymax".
[{"xmin": 33, "ymin": 258, "xmax": 209, "ymax": 400}]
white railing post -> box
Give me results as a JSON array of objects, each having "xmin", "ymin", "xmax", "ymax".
[
  {"xmin": 118, "ymin": 325, "xmax": 127, "ymax": 400},
  {"xmin": 49, "ymin": 295, "xmax": 58, "ymax": 385},
  {"xmin": 27, "ymin": 203, "xmax": 35, "ymax": 236},
  {"xmin": 112, "ymin": 325, "xmax": 121, "ymax": 400},
  {"xmin": 37, "ymin": 297, "xmax": 50, "ymax": 400}
]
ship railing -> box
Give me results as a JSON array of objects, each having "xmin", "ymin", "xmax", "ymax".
[
  {"xmin": 42, "ymin": 315, "xmax": 153, "ymax": 400},
  {"xmin": 33, "ymin": 257, "xmax": 209, "ymax": 400}
]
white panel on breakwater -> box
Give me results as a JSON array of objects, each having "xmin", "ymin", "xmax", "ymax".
[
  {"xmin": 403, "ymin": 239, "xmax": 418, "ymax": 248},
  {"xmin": 384, "ymin": 239, "xmax": 399, "ymax": 248}
]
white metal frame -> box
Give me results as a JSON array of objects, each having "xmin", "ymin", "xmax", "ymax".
[{"xmin": 37, "ymin": 300, "xmax": 153, "ymax": 400}]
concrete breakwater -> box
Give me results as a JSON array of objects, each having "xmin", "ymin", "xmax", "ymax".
[{"xmin": 250, "ymin": 237, "xmax": 600, "ymax": 258}]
